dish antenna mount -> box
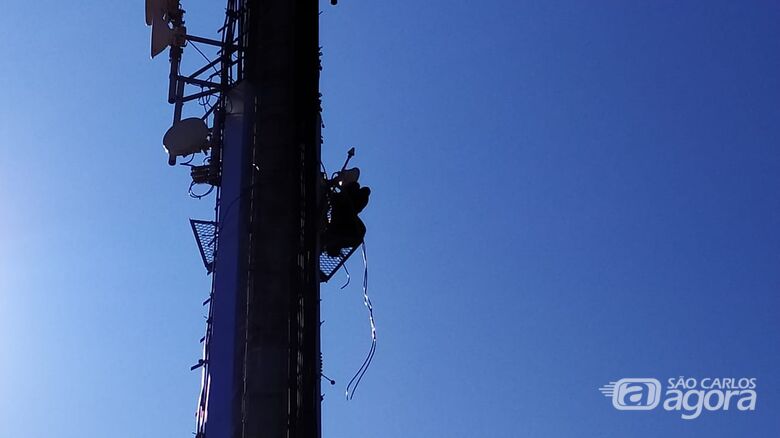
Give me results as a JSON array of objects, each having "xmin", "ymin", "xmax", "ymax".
[{"xmin": 146, "ymin": 0, "xmax": 244, "ymax": 179}]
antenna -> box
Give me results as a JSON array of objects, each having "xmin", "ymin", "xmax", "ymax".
[
  {"xmin": 145, "ymin": 0, "xmax": 185, "ymax": 58},
  {"xmin": 163, "ymin": 117, "xmax": 210, "ymax": 165},
  {"xmin": 145, "ymin": 0, "xmax": 179, "ymax": 27},
  {"xmin": 340, "ymin": 146, "xmax": 356, "ymax": 171}
]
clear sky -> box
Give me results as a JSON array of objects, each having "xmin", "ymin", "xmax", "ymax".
[{"xmin": 0, "ymin": 1, "xmax": 778, "ymax": 437}]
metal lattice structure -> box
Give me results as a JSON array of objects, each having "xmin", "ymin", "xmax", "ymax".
[
  {"xmin": 150, "ymin": 1, "xmax": 325, "ymax": 436},
  {"xmin": 190, "ymin": 219, "xmax": 217, "ymax": 273},
  {"xmin": 319, "ymin": 246, "xmax": 358, "ymax": 282}
]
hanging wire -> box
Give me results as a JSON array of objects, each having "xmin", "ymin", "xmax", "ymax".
[
  {"xmin": 198, "ymin": 86, "xmax": 215, "ymax": 108},
  {"xmin": 345, "ymin": 242, "xmax": 376, "ymax": 400},
  {"xmin": 189, "ymin": 155, "xmax": 216, "ymax": 199},
  {"xmin": 190, "ymin": 41, "xmax": 221, "ymax": 76},
  {"xmin": 197, "ymin": 86, "xmax": 215, "ymax": 119},
  {"xmin": 189, "ymin": 181, "xmax": 216, "ymax": 199},
  {"xmin": 180, "ymin": 153, "xmax": 196, "ymax": 166},
  {"xmin": 339, "ymin": 263, "xmax": 351, "ymax": 290}
]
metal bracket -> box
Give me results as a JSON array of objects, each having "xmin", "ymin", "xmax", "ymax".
[{"xmin": 190, "ymin": 219, "xmax": 218, "ymax": 273}]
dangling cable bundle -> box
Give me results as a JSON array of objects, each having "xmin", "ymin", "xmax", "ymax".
[
  {"xmin": 345, "ymin": 242, "xmax": 376, "ymax": 399},
  {"xmin": 339, "ymin": 263, "xmax": 351, "ymax": 290}
]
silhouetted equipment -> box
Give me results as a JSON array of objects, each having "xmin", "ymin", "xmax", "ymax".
[
  {"xmin": 335, "ymin": 167, "xmax": 359, "ymax": 187},
  {"xmin": 323, "ymin": 165, "xmax": 370, "ymax": 257},
  {"xmin": 340, "ymin": 146, "xmax": 356, "ymax": 171},
  {"xmin": 321, "ymin": 147, "xmax": 370, "ymax": 258},
  {"xmin": 163, "ymin": 117, "xmax": 210, "ymax": 165},
  {"xmin": 189, "ymin": 163, "xmax": 218, "ymax": 186}
]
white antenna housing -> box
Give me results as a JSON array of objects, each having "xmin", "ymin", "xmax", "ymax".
[{"xmin": 163, "ymin": 117, "xmax": 210, "ymax": 165}]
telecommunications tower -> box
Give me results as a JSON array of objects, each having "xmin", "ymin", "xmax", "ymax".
[{"xmin": 145, "ymin": 0, "xmax": 368, "ymax": 437}]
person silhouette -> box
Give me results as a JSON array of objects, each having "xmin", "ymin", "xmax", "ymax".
[{"xmin": 323, "ymin": 168, "xmax": 370, "ymax": 256}]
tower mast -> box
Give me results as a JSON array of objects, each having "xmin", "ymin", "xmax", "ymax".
[
  {"xmin": 241, "ymin": 0, "xmax": 322, "ymax": 436},
  {"xmin": 148, "ymin": 0, "xmax": 324, "ymax": 436},
  {"xmin": 203, "ymin": 0, "xmax": 321, "ymax": 437}
]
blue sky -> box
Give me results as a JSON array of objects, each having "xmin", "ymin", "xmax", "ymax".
[{"xmin": 1, "ymin": 1, "xmax": 778, "ymax": 437}]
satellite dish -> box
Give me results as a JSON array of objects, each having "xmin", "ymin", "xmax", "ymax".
[
  {"xmin": 145, "ymin": 0, "xmax": 180, "ymax": 58},
  {"xmin": 163, "ymin": 117, "xmax": 210, "ymax": 165}
]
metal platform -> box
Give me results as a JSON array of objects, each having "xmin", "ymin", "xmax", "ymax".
[
  {"xmin": 190, "ymin": 219, "xmax": 218, "ymax": 273},
  {"xmin": 319, "ymin": 246, "xmax": 358, "ymax": 282}
]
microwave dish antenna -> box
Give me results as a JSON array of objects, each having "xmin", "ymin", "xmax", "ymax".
[
  {"xmin": 163, "ymin": 117, "xmax": 210, "ymax": 165},
  {"xmin": 145, "ymin": 0, "xmax": 179, "ymax": 25},
  {"xmin": 145, "ymin": 0, "xmax": 184, "ymax": 58}
]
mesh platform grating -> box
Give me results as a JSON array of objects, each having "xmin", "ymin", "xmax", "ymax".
[
  {"xmin": 190, "ymin": 219, "xmax": 217, "ymax": 273},
  {"xmin": 319, "ymin": 246, "xmax": 358, "ymax": 282}
]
